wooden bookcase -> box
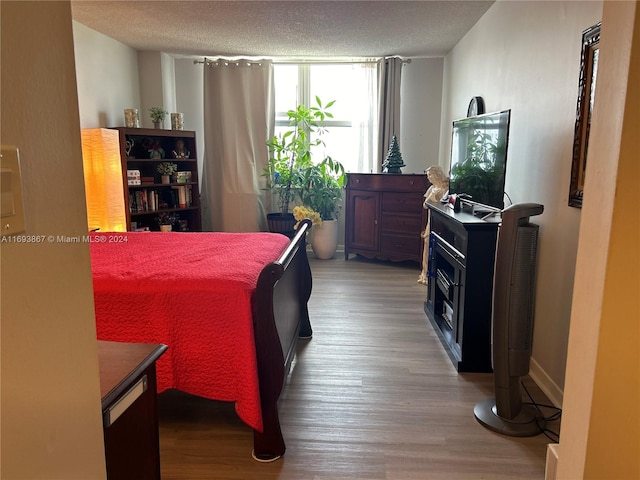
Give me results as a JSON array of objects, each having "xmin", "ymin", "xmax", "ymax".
[
  {"xmin": 112, "ymin": 128, "xmax": 202, "ymax": 232},
  {"xmin": 344, "ymin": 173, "xmax": 429, "ymax": 263}
]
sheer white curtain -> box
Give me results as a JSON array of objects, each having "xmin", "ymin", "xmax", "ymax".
[
  {"xmin": 377, "ymin": 57, "xmax": 403, "ymax": 169},
  {"xmin": 350, "ymin": 63, "xmax": 379, "ymax": 173},
  {"xmin": 201, "ymin": 59, "xmax": 274, "ymax": 231}
]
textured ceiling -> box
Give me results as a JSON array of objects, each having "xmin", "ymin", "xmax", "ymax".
[{"xmin": 71, "ymin": 1, "xmax": 494, "ymax": 58}]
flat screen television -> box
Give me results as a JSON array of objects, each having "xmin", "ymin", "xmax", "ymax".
[{"xmin": 448, "ymin": 109, "xmax": 511, "ymax": 211}]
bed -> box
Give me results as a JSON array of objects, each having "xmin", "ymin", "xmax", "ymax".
[{"xmin": 89, "ymin": 220, "xmax": 312, "ymax": 461}]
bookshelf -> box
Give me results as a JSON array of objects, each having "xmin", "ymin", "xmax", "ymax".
[{"xmin": 112, "ymin": 127, "xmax": 202, "ymax": 232}]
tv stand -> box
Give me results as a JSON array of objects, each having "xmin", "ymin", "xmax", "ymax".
[{"xmin": 424, "ymin": 202, "xmax": 500, "ymax": 372}]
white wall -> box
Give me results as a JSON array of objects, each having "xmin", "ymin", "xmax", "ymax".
[
  {"xmin": 400, "ymin": 57, "xmax": 444, "ymax": 175},
  {"xmin": 441, "ymin": 1, "xmax": 602, "ymax": 403},
  {"xmin": 73, "ymin": 20, "xmax": 140, "ymax": 128},
  {"xmin": 2, "ymin": 3, "xmax": 106, "ymax": 478},
  {"xmin": 175, "ymin": 58, "xmax": 206, "ymax": 188}
]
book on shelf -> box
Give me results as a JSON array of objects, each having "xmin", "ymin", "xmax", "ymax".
[
  {"xmin": 172, "ymin": 185, "xmax": 187, "ymax": 208},
  {"xmin": 128, "ymin": 189, "xmax": 159, "ymax": 213}
]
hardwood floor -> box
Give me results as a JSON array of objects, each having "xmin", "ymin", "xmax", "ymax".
[{"xmin": 158, "ymin": 255, "xmax": 558, "ymax": 479}]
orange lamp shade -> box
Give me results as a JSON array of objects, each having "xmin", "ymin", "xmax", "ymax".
[{"xmin": 81, "ymin": 128, "xmax": 126, "ymax": 232}]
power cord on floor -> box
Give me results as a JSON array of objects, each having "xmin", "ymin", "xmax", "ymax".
[{"xmin": 521, "ymin": 380, "xmax": 562, "ymax": 442}]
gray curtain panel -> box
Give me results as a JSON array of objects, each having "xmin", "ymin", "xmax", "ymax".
[
  {"xmin": 377, "ymin": 57, "xmax": 403, "ymax": 171},
  {"xmin": 201, "ymin": 59, "xmax": 275, "ymax": 232}
]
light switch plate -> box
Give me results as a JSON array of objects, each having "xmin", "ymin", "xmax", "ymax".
[{"xmin": 0, "ymin": 146, "xmax": 26, "ymax": 236}]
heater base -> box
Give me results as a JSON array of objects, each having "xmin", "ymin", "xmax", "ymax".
[{"xmin": 474, "ymin": 398, "xmax": 544, "ymax": 437}]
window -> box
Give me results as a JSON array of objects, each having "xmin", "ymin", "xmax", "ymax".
[{"xmin": 273, "ymin": 62, "xmax": 379, "ymax": 173}]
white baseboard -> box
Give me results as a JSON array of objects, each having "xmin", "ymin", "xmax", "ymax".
[
  {"xmin": 545, "ymin": 443, "xmax": 560, "ymax": 480},
  {"xmin": 529, "ymin": 357, "xmax": 564, "ymax": 408}
]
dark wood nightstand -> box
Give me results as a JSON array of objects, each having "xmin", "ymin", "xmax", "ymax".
[{"xmin": 99, "ymin": 341, "xmax": 167, "ymax": 480}]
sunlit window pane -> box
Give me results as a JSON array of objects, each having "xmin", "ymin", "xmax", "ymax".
[
  {"xmin": 274, "ymin": 64, "xmax": 298, "ymax": 120},
  {"xmin": 310, "ymin": 65, "xmax": 357, "ymax": 120},
  {"xmin": 273, "ymin": 63, "xmax": 378, "ymax": 173}
]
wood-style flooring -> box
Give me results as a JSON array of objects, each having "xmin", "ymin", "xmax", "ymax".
[{"xmin": 158, "ymin": 255, "xmax": 558, "ymax": 479}]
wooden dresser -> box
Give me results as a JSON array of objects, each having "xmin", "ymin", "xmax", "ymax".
[{"xmin": 344, "ymin": 173, "xmax": 430, "ymax": 263}]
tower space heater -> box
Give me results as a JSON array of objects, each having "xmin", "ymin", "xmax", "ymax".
[{"xmin": 474, "ymin": 203, "xmax": 544, "ymax": 437}]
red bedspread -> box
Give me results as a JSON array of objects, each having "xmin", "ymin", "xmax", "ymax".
[{"xmin": 89, "ymin": 231, "xmax": 291, "ymax": 432}]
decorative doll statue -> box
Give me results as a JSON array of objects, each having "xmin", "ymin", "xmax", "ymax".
[
  {"xmin": 418, "ymin": 166, "xmax": 449, "ymax": 285},
  {"xmin": 423, "ymin": 165, "xmax": 449, "ymax": 204},
  {"xmin": 172, "ymin": 139, "xmax": 190, "ymax": 159}
]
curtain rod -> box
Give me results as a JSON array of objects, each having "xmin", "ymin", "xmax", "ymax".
[
  {"xmin": 193, "ymin": 56, "xmax": 411, "ymax": 66},
  {"xmin": 194, "ymin": 58, "xmax": 265, "ymax": 67}
]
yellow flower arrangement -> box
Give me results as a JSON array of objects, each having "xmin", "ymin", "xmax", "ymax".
[{"xmin": 292, "ymin": 205, "xmax": 322, "ymax": 229}]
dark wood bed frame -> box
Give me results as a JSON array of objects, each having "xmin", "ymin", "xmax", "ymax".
[{"xmin": 251, "ymin": 219, "xmax": 313, "ymax": 461}]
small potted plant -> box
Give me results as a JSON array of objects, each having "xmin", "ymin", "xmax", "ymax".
[
  {"xmin": 157, "ymin": 161, "xmax": 177, "ymax": 184},
  {"xmin": 149, "ymin": 107, "xmax": 168, "ymax": 129},
  {"xmin": 156, "ymin": 212, "xmax": 178, "ymax": 232}
]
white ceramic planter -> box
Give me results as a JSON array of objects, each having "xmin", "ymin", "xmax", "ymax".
[{"xmin": 311, "ymin": 219, "xmax": 338, "ymax": 259}]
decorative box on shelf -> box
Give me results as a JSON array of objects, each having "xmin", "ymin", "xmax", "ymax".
[
  {"xmin": 127, "ymin": 169, "xmax": 141, "ymax": 186},
  {"xmin": 174, "ymin": 171, "xmax": 192, "ymax": 184}
]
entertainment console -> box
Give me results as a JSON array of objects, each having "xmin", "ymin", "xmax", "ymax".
[{"xmin": 424, "ymin": 201, "xmax": 500, "ymax": 372}]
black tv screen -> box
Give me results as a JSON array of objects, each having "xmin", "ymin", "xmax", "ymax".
[{"xmin": 448, "ymin": 109, "xmax": 511, "ymax": 210}]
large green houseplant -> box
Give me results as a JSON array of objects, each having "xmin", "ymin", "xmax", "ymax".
[
  {"xmin": 298, "ymin": 157, "xmax": 346, "ymax": 221},
  {"xmin": 297, "ymin": 156, "xmax": 346, "ymax": 259},
  {"xmin": 263, "ymin": 96, "xmax": 336, "ymax": 233}
]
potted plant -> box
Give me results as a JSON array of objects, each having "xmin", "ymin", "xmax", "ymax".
[
  {"xmin": 263, "ymin": 96, "xmax": 334, "ymax": 235},
  {"xmin": 156, "ymin": 212, "xmax": 178, "ymax": 232},
  {"xmin": 157, "ymin": 161, "xmax": 177, "ymax": 184},
  {"xmin": 298, "ymin": 156, "xmax": 346, "ymax": 259},
  {"xmin": 298, "ymin": 157, "xmax": 346, "ymax": 222},
  {"xmin": 149, "ymin": 107, "xmax": 168, "ymax": 129}
]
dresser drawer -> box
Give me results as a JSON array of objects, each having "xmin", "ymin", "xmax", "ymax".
[
  {"xmin": 381, "ymin": 213, "xmax": 423, "ymax": 235},
  {"xmin": 348, "ymin": 173, "xmax": 428, "ymax": 192},
  {"xmin": 381, "ymin": 234, "xmax": 422, "ymax": 256},
  {"xmin": 382, "ymin": 192, "xmax": 424, "ymax": 213}
]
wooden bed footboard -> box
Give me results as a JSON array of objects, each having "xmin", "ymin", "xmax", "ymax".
[{"xmin": 252, "ymin": 219, "xmax": 313, "ymax": 461}]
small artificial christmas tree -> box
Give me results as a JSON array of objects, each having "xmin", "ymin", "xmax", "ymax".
[{"xmin": 382, "ymin": 134, "xmax": 406, "ymax": 173}]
